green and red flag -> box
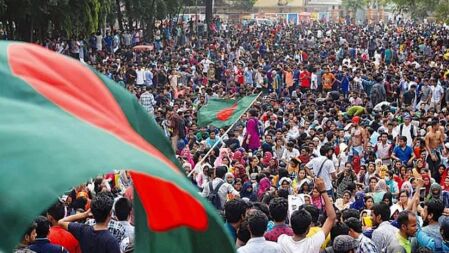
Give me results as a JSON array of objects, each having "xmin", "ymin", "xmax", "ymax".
[
  {"xmin": 197, "ymin": 94, "xmax": 259, "ymax": 128},
  {"xmin": 0, "ymin": 42, "xmax": 234, "ymax": 253}
]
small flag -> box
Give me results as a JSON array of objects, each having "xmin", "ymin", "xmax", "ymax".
[
  {"xmin": 0, "ymin": 42, "xmax": 235, "ymax": 253},
  {"xmin": 197, "ymin": 95, "xmax": 259, "ymax": 128}
]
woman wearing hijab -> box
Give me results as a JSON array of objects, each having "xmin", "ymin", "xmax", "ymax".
[
  {"xmin": 422, "ymin": 174, "xmax": 432, "ymax": 196},
  {"xmin": 225, "ymin": 172, "xmax": 235, "ymax": 185},
  {"xmin": 233, "ymin": 163, "xmax": 248, "ymax": 182},
  {"xmin": 257, "ymin": 177, "xmax": 272, "ymax": 201},
  {"xmin": 427, "ymin": 183, "xmax": 442, "ymax": 201},
  {"xmin": 278, "ymin": 177, "xmax": 293, "ymax": 195},
  {"xmin": 232, "ymin": 150, "xmax": 246, "ymax": 166},
  {"xmin": 262, "ymin": 151, "xmax": 273, "ymax": 167},
  {"xmin": 266, "ymin": 157, "xmax": 279, "ymax": 176},
  {"xmin": 373, "ymin": 179, "xmax": 388, "ymax": 203},
  {"xmin": 311, "ymin": 188, "xmax": 323, "ymax": 210},
  {"xmin": 401, "ymin": 180, "xmax": 414, "ymax": 198},
  {"xmin": 241, "ymin": 181, "xmax": 257, "ymax": 202},
  {"xmin": 350, "ymin": 191, "xmax": 366, "ymax": 211},
  {"xmin": 442, "ymin": 176, "xmax": 449, "ymax": 191},
  {"xmin": 214, "ymin": 148, "xmax": 231, "ymax": 168}
]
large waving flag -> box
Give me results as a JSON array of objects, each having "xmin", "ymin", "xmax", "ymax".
[
  {"xmin": 197, "ymin": 94, "xmax": 259, "ymax": 128},
  {"xmin": 0, "ymin": 42, "xmax": 234, "ymax": 253}
]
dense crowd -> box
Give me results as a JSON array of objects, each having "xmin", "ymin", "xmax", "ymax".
[{"xmin": 14, "ymin": 16, "xmax": 449, "ymax": 253}]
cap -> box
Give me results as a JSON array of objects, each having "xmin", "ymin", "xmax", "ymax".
[
  {"xmin": 333, "ymin": 235, "xmax": 358, "ymax": 251},
  {"xmin": 352, "ymin": 116, "xmax": 360, "ymax": 124}
]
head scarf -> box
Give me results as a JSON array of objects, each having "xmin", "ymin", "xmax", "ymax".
[
  {"xmin": 233, "ymin": 164, "xmax": 248, "ymax": 181},
  {"xmin": 350, "ymin": 191, "xmax": 366, "ymax": 211},
  {"xmin": 225, "ymin": 172, "xmax": 235, "ymax": 185},
  {"xmin": 262, "ymin": 152, "xmax": 273, "ymax": 167},
  {"xmin": 241, "ymin": 181, "xmax": 257, "ymax": 202},
  {"xmin": 375, "ymin": 179, "xmax": 388, "ymax": 193},
  {"xmin": 180, "ymin": 146, "xmax": 195, "ymax": 168},
  {"xmin": 422, "ymin": 174, "xmax": 431, "ymax": 195},
  {"xmin": 401, "ymin": 180, "xmax": 414, "ymax": 198},
  {"xmin": 214, "ymin": 148, "xmax": 230, "ymax": 167},
  {"xmin": 232, "ymin": 150, "xmax": 246, "ymax": 166},
  {"xmin": 257, "ymin": 177, "xmax": 271, "ymax": 200},
  {"xmin": 429, "ymin": 183, "xmax": 442, "ymax": 201}
]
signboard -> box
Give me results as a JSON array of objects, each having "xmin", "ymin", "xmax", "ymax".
[
  {"xmin": 288, "ymin": 194, "xmax": 305, "ymax": 218},
  {"xmin": 307, "ymin": 0, "xmax": 342, "ymax": 5}
]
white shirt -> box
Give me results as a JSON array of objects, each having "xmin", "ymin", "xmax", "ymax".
[
  {"xmin": 237, "ymin": 237, "xmax": 282, "ymax": 253},
  {"xmin": 372, "ymin": 221, "xmax": 398, "ymax": 251},
  {"xmin": 392, "ymin": 123, "xmax": 416, "ymax": 147},
  {"xmin": 311, "ymin": 73, "xmax": 318, "ymax": 90},
  {"xmin": 281, "ymin": 148, "xmax": 300, "ymax": 162},
  {"xmin": 135, "ymin": 69, "xmax": 145, "ymax": 85},
  {"xmin": 201, "ymin": 59, "xmax": 212, "ymax": 73},
  {"xmin": 431, "ymin": 84, "xmax": 444, "ymax": 103},
  {"xmin": 278, "ymin": 230, "xmax": 325, "ymax": 253},
  {"xmin": 201, "ymin": 178, "xmax": 239, "ymax": 209},
  {"xmin": 306, "ymin": 156, "xmax": 335, "ymax": 191}
]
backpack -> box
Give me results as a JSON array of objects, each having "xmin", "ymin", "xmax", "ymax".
[
  {"xmin": 399, "ymin": 123, "xmax": 415, "ymax": 140},
  {"xmin": 207, "ymin": 181, "xmax": 225, "ymax": 210}
]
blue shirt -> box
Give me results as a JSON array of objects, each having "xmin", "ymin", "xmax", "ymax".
[{"xmin": 393, "ymin": 145, "xmax": 413, "ymax": 164}]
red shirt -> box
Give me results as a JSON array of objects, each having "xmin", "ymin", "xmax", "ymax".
[
  {"xmin": 48, "ymin": 226, "xmax": 81, "ymax": 253},
  {"xmin": 264, "ymin": 224, "xmax": 294, "ymax": 242},
  {"xmin": 300, "ymin": 70, "xmax": 311, "ymax": 88}
]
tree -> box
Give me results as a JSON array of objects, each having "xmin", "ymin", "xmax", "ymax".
[
  {"xmin": 342, "ymin": 0, "xmax": 368, "ymax": 20},
  {"xmin": 388, "ymin": 0, "xmax": 439, "ymax": 19},
  {"xmin": 230, "ymin": 0, "xmax": 256, "ymax": 11}
]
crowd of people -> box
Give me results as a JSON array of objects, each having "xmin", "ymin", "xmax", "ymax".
[{"xmin": 14, "ymin": 15, "xmax": 449, "ymax": 253}]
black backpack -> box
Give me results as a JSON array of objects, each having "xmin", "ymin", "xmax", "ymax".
[{"xmin": 207, "ymin": 181, "xmax": 225, "ymax": 210}]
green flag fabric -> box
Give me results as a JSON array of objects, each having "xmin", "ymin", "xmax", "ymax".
[
  {"xmin": 0, "ymin": 41, "xmax": 234, "ymax": 253},
  {"xmin": 197, "ymin": 94, "xmax": 259, "ymax": 128}
]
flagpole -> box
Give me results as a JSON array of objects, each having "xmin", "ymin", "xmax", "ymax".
[{"xmin": 188, "ymin": 92, "xmax": 262, "ymax": 178}]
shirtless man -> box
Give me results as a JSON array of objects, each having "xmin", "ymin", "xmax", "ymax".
[
  {"xmin": 425, "ymin": 119, "xmax": 445, "ymax": 178},
  {"xmin": 349, "ymin": 116, "xmax": 369, "ymax": 161}
]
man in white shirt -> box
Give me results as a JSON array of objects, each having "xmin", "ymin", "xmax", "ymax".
[
  {"xmin": 305, "ymin": 144, "xmax": 337, "ymax": 196},
  {"xmin": 371, "ymin": 202, "xmax": 398, "ymax": 251},
  {"xmin": 430, "ymin": 79, "xmax": 444, "ymax": 112},
  {"xmin": 392, "ymin": 114, "xmax": 416, "ymax": 147},
  {"xmin": 237, "ymin": 210, "xmax": 281, "ymax": 253},
  {"xmin": 278, "ymin": 178, "xmax": 336, "ymax": 253},
  {"xmin": 281, "ymin": 142, "xmax": 300, "ymax": 163},
  {"xmin": 135, "ymin": 65, "xmax": 145, "ymax": 86},
  {"xmin": 201, "ymin": 166, "xmax": 239, "ymax": 210}
]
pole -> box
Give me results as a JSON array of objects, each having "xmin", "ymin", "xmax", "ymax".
[{"xmin": 188, "ymin": 92, "xmax": 262, "ymax": 178}]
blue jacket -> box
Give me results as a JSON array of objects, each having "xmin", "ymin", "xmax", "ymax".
[
  {"xmin": 29, "ymin": 238, "xmax": 68, "ymax": 253},
  {"xmin": 416, "ymin": 229, "xmax": 449, "ymax": 252}
]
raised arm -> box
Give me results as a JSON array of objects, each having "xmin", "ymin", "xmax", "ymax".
[
  {"xmin": 58, "ymin": 209, "xmax": 91, "ymax": 230},
  {"xmin": 315, "ymin": 178, "xmax": 336, "ymax": 237}
]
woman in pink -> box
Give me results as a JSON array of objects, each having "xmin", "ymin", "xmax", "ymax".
[
  {"xmin": 257, "ymin": 177, "xmax": 272, "ymax": 201},
  {"xmin": 244, "ymin": 109, "xmax": 261, "ymax": 151},
  {"xmin": 214, "ymin": 148, "xmax": 231, "ymax": 167}
]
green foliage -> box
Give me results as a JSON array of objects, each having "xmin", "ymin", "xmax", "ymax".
[
  {"xmin": 388, "ymin": 0, "xmax": 441, "ymax": 19},
  {"xmin": 0, "ymin": 0, "xmax": 185, "ymax": 41}
]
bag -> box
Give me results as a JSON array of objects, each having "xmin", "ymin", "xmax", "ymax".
[
  {"xmin": 399, "ymin": 123, "xmax": 415, "ymax": 140},
  {"xmin": 207, "ymin": 181, "xmax": 225, "ymax": 210},
  {"xmin": 316, "ymin": 158, "xmax": 329, "ymax": 178}
]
